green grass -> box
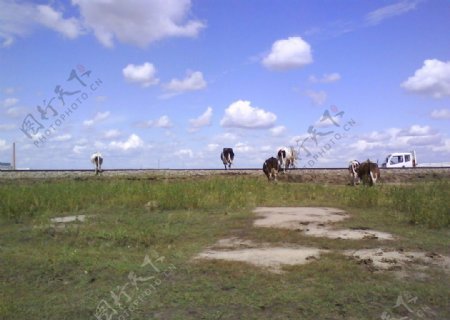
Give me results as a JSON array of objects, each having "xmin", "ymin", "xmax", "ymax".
[{"xmin": 0, "ymin": 175, "xmax": 449, "ymax": 319}]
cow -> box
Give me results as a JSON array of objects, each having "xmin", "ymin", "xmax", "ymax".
[
  {"xmin": 357, "ymin": 159, "xmax": 380, "ymax": 186},
  {"xmin": 90, "ymin": 152, "xmax": 103, "ymax": 175},
  {"xmin": 348, "ymin": 160, "xmax": 360, "ymax": 186},
  {"xmin": 277, "ymin": 147, "xmax": 296, "ymax": 172},
  {"xmin": 220, "ymin": 148, "xmax": 234, "ymax": 169},
  {"xmin": 263, "ymin": 157, "xmax": 280, "ymax": 182}
]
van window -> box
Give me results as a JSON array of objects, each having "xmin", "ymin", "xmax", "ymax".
[
  {"xmin": 390, "ymin": 156, "xmax": 404, "ymax": 165},
  {"xmin": 405, "ymin": 155, "xmax": 410, "ymax": 162}
]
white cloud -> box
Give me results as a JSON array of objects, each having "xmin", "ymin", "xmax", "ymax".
[
  {"xmin": 399, "ymin": 124, "xmax": 432, "ymax": 136},
  {"xmin": 431, "ymin": 138, "xmax": 450, "ymax": 153},
  {"xmin": 206, "ymin": 143, "xmax": 219, "ymax": 152},
  {"xmin": 365, "ymin": 0, "xmax": 418, "ymax": 26},
  {"xmin": 103, "ymin": 129, "xmax": 121, "ymax": 139},
  {"xmin": 0, "ymin": 123, "xmax": 15, "ymax": 131},
  {"xmin": 163, "ymin": 71, "xmax": 206, "ymax": 95},
  {"xmin": 262, "ymin": 36, "xmax": 313, "ymax": 71},
  {"xmin": 73, "ymin": 0, "xmax": 205, "ymax": 47},
  {"xmin": 53, "ymin": 134, "xmax": 72, "ymax": 142},
  {"xmin": 270, "ymin": 125, "xmax": 286, "ymax": 137},
  {"xmin": 0, "ymin": 0, "xmax": 35, "ymax": 47},
  {"xmin": 36, "ymin": 5, "xmax": 83, "ymax": 39},
  {"xmin": 430, "ymin": 108, "xmax": 450, "ymax": 120},
  {"xmin": 1, "ymin": 97, "xmax": 18, "ymax": 107},
  {"xmin": 309, "ymin": 73, "xmax": 341, "ymax": 83},
  {"xmin": 189, "ymin": 107, "xmax": 212, "ymax": 132},
  {"xmin": 234, "ymin": 142, "xmax": 252, "ymax": 153},
  {"xmin": 123, "ymin": 63, "xmax": 159, "ymax": 87},
  {"xmin": 0, "ymin": 139, "xmax": 9, "ymax": 151},
  {"xmin": 6, "ymin": 106, "xmax": 25, "ymax": 117},
  {"xmin": 306, "ymin": 90, "xmax": 327, "ymax": 106},
  {"xmin": 0, "ymin": 1, "xmax": 82, "ymax": 47},
  {"xmin": 110, "ymin": 134, "xmax": 144, "ymax": 151},
  {"xmin": 83, "ymin": 111, "xmax": 110, "ymax": 127},
  {"xmin": 220, "ymin": 100, "xmax": 276, "ymax": 129},
  {"xmin": 401, "ymin": 59, "xmax": 450, "ymax": 98},
  {"xmin": 73, "ymin": 145, "xmax": 87, "ymax": 154},
  {"xmin": 139, "ymin": 115, "xmax": 173, "ymax": 129},
  {"xmin": 175, "ymin": 148, "xmax": 193, "ymax": 158}
]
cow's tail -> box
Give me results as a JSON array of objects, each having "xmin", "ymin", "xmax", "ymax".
[{"xmin": 369, "ymin": 163, "xmax": 377, "ymax": 186}]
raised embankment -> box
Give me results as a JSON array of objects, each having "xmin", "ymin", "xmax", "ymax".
[{"xmin": 1, "ymin": 168, "xmax": 450, "ymax": 184}]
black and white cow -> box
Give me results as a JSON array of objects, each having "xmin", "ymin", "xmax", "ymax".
[
  {"xmin": 277, "ymin": 147, "xmax": 296, "ymax": 172},
  {"xmin": 220, "ymin": 148, "xmax": 234, "ymax": 169},
  {"xmin": 263, "ymin": 157, "xmax": 280, "ymax": 182},
  {"xmin": 348, "ymin": 160, "xmax": 360, "ymax": 186},
  {"xmin": 357, "ymin": 159, "xmax": 380, "ymax": 186},
  {"xmin": 91, "ymin": 152, "xmax": 103, "ymax": 175}
]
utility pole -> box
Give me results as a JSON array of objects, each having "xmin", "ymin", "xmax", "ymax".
[{"xmin": 12, "ymin": 142, "xmax": 16, "ymax": 170}]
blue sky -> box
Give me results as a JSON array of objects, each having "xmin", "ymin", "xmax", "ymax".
[{"xmin": 0, "ymin": 0, "xmax": 449, "ymax": 169}]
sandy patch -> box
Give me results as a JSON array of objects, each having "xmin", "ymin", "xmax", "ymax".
[
  {"xmin": 50, "ymin": 215, "xmax": 86, "ymax": 223},
  {"xmin": 253, "ymin": 207, "xmax": 394, "ymax": 240},
  {"xmin": 196, "ymin": 238, "xmax": 326, "ymax": 273},
  {"xmin": 345, "ymin": 248, "xmax": 450, "ymax": 273}
]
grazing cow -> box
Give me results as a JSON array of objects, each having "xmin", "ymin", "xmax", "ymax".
[
  {"xmin": 357, "ymin": 159, "xmax": 380, "ymax": 186},
  {"xmin": 220, "ymin": 148, "xmax": 234, "ymax": 169},
  {"xmin": 348, "ymin": 160, "xmax": 361, "ymax": 186},
  {"xmin": 263, "ymin": 157, "xmax": 280, "ymax": 182},
  {"xmin": 277, "ymin": 147, "xmax": 296, "ymax": 172},
  {"xmin": 90, "ymin": 152, "xmax": 103, "ymax": 175}
]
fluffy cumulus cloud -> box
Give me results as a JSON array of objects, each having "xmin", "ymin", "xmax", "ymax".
[
  {"xmin": 35, "ymin": 5, "xmax": 83, "ymax": 39},
  {"xmin": 109, "ymin": 134, "xmax": 144, "ymax": 151},
  {"xmin": 430, "ymin": 108, "xmax": 450, "ymax": 120},
  {"xmin": 189, "ymin": 107, "xmax": 212, "ymax": 132},
  {"xmin": 123, "ymin": 63, "xmax": 159, "ymax": 87},
  {"xmin": 83, "ymin": 111, "xmax": 110, "ymax": 127},
  {"xmin": 401, "ymin": 59, "xmax": 450, "ymax": 98},
  {"xmin": 262, "ymin": 36, "xmax": 313, "ymax": 71},
  {"xmin": 0, "ymin": 0, "xmax": 204, "ymax": 48},
  {"xmin": 349, "ymin": 124, "xmax": 442, "ymax": 156},
  {"xmin": 309, "ymin": 73, "xmax": 341, "ymax": 83},
  {"xmin": 73, "ymin": 0, "xmax": 205, "ymax": 47},
  {"xmin": 163, "ymin": 71, "xmax": 206, "ymax": 95},
  {"xmin": 0, "ymin": 1, "xmax": 83, "ymax": 47},
  {"xmin": 220, "ymin": 100, "xmax": 277, "ymax": 129}
]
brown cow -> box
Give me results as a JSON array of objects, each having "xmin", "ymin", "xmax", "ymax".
[
  {"xmin": 357, "ymin": 159, "xmax": 380, "ymax": 186},
  {"xmin": 263, "ymin": 157, "xmax": 280, "ymax": 182}
]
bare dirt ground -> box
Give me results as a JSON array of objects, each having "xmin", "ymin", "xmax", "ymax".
[
  {"xmin": 253, "ymin": 207, "xmax": 394, "ymax": 240},
  {"xmin": 195, "ymin": 207, "xmax": 450, "ymax": 275}
]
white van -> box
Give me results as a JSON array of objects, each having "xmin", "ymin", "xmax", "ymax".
[{"xmin": 382, "ymin": 151, "xmax": 417, "ymax": 168}]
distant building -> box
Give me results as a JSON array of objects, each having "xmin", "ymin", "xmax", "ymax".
[{"xmin": 0, "ymin": 162, "xmax": 13, "ymax": 170}]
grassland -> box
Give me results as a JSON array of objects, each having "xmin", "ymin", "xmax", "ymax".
[{"xmin": 1, "ymin": 174, "xmax": 449, "ymax": 319}]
